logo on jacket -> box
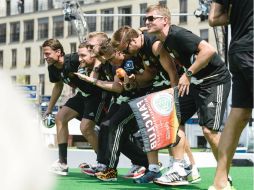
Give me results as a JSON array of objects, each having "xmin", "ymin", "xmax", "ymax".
[{"xmin": 124, "ymin": 60, "xmax": 134, "ymax": 72}]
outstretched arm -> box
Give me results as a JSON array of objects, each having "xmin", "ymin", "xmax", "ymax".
[{"xmin": 75, "ymin": 72, "xmax": 124, "ymax": 94}]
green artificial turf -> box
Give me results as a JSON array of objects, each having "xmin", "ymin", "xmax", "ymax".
[{"xmin": 53, "ymin": 167, "xmax": 253, "ymax": 190}]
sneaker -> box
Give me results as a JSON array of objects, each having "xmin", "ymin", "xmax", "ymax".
[
  {"xmin": 185, "ymin": 165, "xmax": 201, "ymax": 183},
  {"xmin": 79, "ymin": 162, "xmax": 106, "ymax": 176},
  {"xmin": 124, "ymin": 165, "xmax": 146, "ymax": 179},
  {"xmin": 208, "ymin": 182, "xmax": 233, "ymax": 190},
  {"xmin": 96, "ymin": 168, "xmax": 117, "ymax": 182},
  {"xmin": 134, "ymin": 170, "xmax": 162, "ymax": 184},
  {"xmin": 79, "ymin": 162, "xmax": 90, "ymax": 172},
  {"xmin": 153, "ymin": 168, "xmax": 189, "ymax": 186},
  {"xmin": 49, "ymin": 160, "xmax": 68, "ymax": 176}
]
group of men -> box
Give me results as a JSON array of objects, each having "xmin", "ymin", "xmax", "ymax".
[{"xmin": 42, "ymin": 1, "xmax": 253, "ymax": 189}]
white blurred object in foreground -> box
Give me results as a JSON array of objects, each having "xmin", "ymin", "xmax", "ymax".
[{"xmin": 0, "ymin": 71, "xmax": 55, "ymax": 190}]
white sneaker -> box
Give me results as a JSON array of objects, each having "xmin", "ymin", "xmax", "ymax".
[
  {"xmin": 154, "ymin": 167, "xmax": 189, "ymax": 186},
  {"xmin": 49, "ymin": 160, "xmax": 68, "ymax": 176},
  {"xmin": 124, "ymin": 165, "xmax": 146, "ymax": 179},
  {"xmin": 185, "ymin": 165, "xmax": 201, "ymax": 183}
]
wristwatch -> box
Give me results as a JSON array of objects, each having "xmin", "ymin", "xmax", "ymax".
[{"xmin": 186, "ymin": 70, "xmax": 193, "ymax": 78}]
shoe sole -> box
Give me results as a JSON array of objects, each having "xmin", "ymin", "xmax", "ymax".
[
  {"xmin": 154, "ymin": 180, "xmax": 189, "ymax": 186},
  {"xmin": 97, "ymin": 177, "xmax": 117, "ymax": 182},
  {"xmin": 189, "ymin": 177, "xmax": 201, "ymax": 184},
  {"xmin": 124, "ymin": 173, "xmax": 145, "ymax": 179},
  {"xmin": 82, "ymin": 170, "xmax": 96, "ymax": 176}
]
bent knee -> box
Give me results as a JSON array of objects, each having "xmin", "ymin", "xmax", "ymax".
[{"xmin": 80, "ymin": 120, "xmax": 95, "ymax": 135}]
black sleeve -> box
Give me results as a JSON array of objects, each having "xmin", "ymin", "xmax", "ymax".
[
  {"xmin": 174, "ymin": 29, "xmax": 202, "ymax": 55},
  {"xmin": 48, "ymin": 65, "xmax": 61, "ymax": 83}
]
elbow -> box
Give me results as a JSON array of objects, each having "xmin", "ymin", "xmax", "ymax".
[{"xmin": 208, "ymin": 18, "xmax": 216, "ymax": 27}]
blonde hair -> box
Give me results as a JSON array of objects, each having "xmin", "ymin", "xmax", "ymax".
[
  {"xmin": 86, "ymin": 32, "xmax": 109, "ymax": 45},
  {"xmin": 146, "ymin": 4, "xmax": 171, "ymax": 24}
]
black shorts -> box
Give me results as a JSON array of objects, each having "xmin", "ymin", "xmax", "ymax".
[
  {"xmin": 64, "ymin": 92, "xmax": 111, "ymax": 124},
  {"xmin": 192, "ymin": 81, "xmax": 231, "ymax": 131},
  {"xmin": 229, "ymin": 51, "xmax": 253, "ymax": 108},
  {"xmin": 179, "ymin": 93, "xmax": 197, "ymax": 125}
]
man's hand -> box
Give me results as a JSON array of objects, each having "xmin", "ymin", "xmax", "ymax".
[
  {"xmin": 178, "ymin": 73, "xmax": 191, "ymax": 97},
  {"xmin": 74, "ymin": 72, "xmax": 90, "ymax": 82},
  {"xmin": 43, "ymin": 110, "xmax": 51, "ymax": 119}
]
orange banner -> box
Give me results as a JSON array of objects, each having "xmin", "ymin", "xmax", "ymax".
[{"xmin": 129, "ymin": 88, "xmax": 180, "ymax": 152}]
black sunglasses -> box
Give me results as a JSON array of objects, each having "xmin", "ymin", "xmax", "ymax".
[
  {"xmin": 143, "ymin": 15, "xmax": 164, "ymax": 22},
  {"xmin": 122, "ymin": 40, "xmax": 131, "ymax": 54}
]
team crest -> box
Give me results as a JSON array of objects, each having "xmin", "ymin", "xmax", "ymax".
[
  {"xmin": 151, "ymin": 92, "xmax": 173, "ymax": 116},
  {"xmin": 124, "ymin": 60, "xmax": 134, "ymax": 72}
]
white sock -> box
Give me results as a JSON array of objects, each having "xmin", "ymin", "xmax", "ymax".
[{"xmin": 148, "ymin": 164, "xmax": 160, "ymax": 173}]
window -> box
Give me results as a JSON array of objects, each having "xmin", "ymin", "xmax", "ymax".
[
  {"xmin": 25, "ymin": 48, "xmax": 31, "ymax": 67},
  {"xmin": 101, "ymin": 8, "xmax": 113, "ymax": 32},
  {"xmin": 24, "ymin": 20, "xmax": 34, "ymax": 41},
  {"xmin": 34, "ymin": 0, "xmax": 38, "ymax": 12},
  {"xmin": 179, "ymin": 0, "xmax": 187, "ymax": 23},
  {"xmin": 0, "ymin": 24, "xmax": 6, "ymax": 43},
  {"xmin": 159, "ymin": 0, "xmax": 167, "ymax": 6},
  {"xmin": 118, "ymin": 6, "xmax": 132, "ymax": 28},
  {"xmin": 17, "ymin": 0, "xmax": 24, "ymax": 14},
  {"xmin": 68, "ymin": 22, "xmax": 77, "ymax": 37},
  {"xmin": 10, "ymin": 22, "xmax": 20, "ymax": 43},
  {"xmin": 25, "ymin": 75, "xmax": 30, "ymax": 84},
  {"xmin": 139, "ymin": 3, "xmax": 147, "ymax": 27},
  {"xmin": 53, "ymin": 16, "xmax": 64, "ymax": 38},
  {"xmin": 39, "ymin": 74, "xmax": 45, "ymax": 95},
  {"xmin": 70, "ymin": 43, "xmax": 77, "ymax": 53},
  {"xmin": 0, "ymin": 51, "xmax": 3, "ymax": 68},
  {"xmin": 39, "ymin": 46, "xmax": 45, "ymax": 65},
  {"xmin": 200, "ymin": 29, "xmax": 209, "ymax": 42},
  {"xmin": 48, "ymin": 0, "xmax": 53, "ymax": 10},
  {"xmin": 38, "ymin": 17, "xmax": 48, "ymax": 40},
  {"xmin": 85, "ymin": 11, "xmax": 96, "ymax": 32},
  {"xmin": 6, "ymin": 0, "xmax": 10, "ymax": 16},
  {"xmin": 11, "ymin": 49, "xmax": 17, "ymax": 68}
]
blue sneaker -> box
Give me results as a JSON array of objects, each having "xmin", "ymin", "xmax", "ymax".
[{"xmin": 134, "ymin": 170, "xmax": 162, "ymax": 184}]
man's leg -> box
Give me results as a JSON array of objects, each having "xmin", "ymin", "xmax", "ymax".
[
  {"xmin": 202, "ymin": 126, "xmax": 220, "ymax": 161},
  {"xmin": 55, "ymin": 106, "xmax": 79, "ymax": 164},
  {"xmin": 49, "ymin": 106, "xmax": 78, "ymax": 176},
  {"xmin": 80, "ymin": 119, "xmax": 97, "ymax": 152},
  {"xmin": 213, "ymin": 108, "xmax": 252, "ymax": 189}
]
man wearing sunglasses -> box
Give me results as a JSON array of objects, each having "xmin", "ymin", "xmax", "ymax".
[
  {"xmin": 144, "ymin": 4, "xmax": 231, "ymax": 186},
  {"xmin": 107, "ymin": 26, "xmax": 202, "ymax": 184}
]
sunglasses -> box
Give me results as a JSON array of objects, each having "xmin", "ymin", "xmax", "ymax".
[
  {"xmin": 143, "ymin": 15, "xmax": 164, "ymax": 22},
  {"xmin": 122, "ymin": 40, "xmax": 131, "ymax": 54}
]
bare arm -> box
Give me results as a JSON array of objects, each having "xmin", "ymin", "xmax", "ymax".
[
  {"xmin": 89, "ymin": 59, "xmax": 102, "ymax": 79},
  {"xmin": 178, "ymin": 40, "xmax": 216, "ymax": 96},
  {"xmin": 45, "ymin": 81, "xmax": 64, "ymax": 115},
  {"xmin": 209, "ymin": 1, "xmax": 229, "ymax": 27},
  {"xmin": 74, "ymin": 72, "xmax": 124, "ymax": 94},
  {"xmin": 152, "ymin": 41, "xmax": 179, "ymax": 87},
  {"xmin": 134, "ymin": 64, "xmax": 156, "ymax": 88},
  {"xmin": 188, "ymin": 40, "xmax": 216, "ymax": 75}
]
